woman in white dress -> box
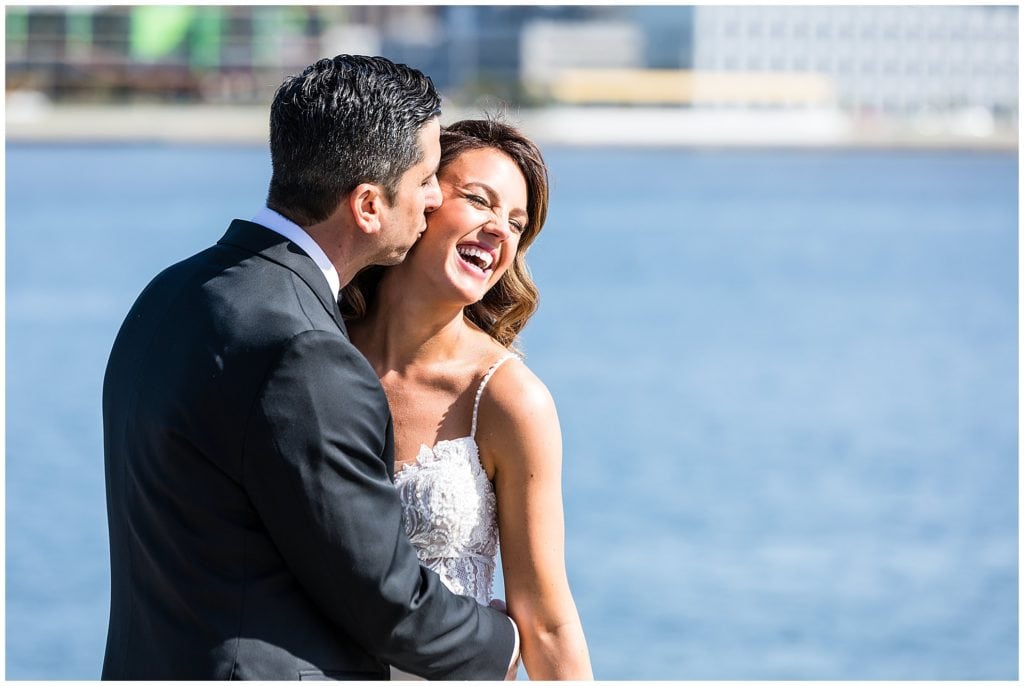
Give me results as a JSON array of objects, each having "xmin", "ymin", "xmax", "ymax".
[{"xmin": 343, "ymin": 119, "xmax": 593, "ymax": 680}]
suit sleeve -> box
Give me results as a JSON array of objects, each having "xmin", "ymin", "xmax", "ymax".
[{"xmin": 242, "ymin": 330, "xmax": 515, "ymax": 679}]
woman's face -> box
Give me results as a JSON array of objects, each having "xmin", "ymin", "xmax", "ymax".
[{"xmin": 408, "ymin": 146, "xmax": 529, "ymax": 304}]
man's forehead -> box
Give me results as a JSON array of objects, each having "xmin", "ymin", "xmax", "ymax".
[{"xmin": 417, "ymin": 119, "xmax": 441, "ymax": 162}]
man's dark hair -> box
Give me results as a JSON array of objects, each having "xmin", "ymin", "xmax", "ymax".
[{"xmin": 266, "ymin": 54, "xmax": 441, "ymax": 226}]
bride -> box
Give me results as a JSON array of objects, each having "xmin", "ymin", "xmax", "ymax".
[{"xmin": 344, "ymin": 118, "xmax": 593, "ymax": 680}]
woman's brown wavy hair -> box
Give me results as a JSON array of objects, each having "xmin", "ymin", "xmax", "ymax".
[{"xmin": 341, "ymin": 117, "xmax": 549, "ymax": 349}]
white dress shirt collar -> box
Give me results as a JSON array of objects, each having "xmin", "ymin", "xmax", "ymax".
[{"xmin": 251, "ymin": 206, "xmax": 341, "ymax": 301}]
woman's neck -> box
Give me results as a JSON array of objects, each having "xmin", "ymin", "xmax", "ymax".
[{"xmin": 352, "ymin": 270, "xmax": 469, "ymax": 374}]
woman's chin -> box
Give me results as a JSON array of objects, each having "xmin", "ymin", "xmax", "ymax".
[{"xmin": 441, "ymin": 273, "xmax": 490, "ymax": 306}]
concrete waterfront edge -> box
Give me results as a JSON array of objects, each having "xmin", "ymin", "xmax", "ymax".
[{"xmin": 4, "ymin": 102, "xmax": 1018, "ymax": 151}]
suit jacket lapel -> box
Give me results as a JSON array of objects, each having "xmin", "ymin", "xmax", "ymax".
[{"xmin": 218, "ymin": 220, "xmax": 349, "ymax": 336}]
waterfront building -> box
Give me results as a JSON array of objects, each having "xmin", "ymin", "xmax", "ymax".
[{"xmin": 691, "ymin": 5, "xmax": 1018, "ymax": 119}]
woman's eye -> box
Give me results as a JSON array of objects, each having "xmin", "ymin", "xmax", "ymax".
[
  {"xmin": 466, "ymin": 194, "xmax": 489, "ymax": 208},
  {"xmin": 510, "ymin": 220, "xmax": 524, "ymax": 234}
]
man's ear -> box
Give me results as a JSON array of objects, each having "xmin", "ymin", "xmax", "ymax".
[{"xmin": 349, "ymin": 182, "xmax": 387, "ymax": 235}]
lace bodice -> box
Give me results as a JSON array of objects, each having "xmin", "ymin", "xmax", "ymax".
[{"xmin": 393, "ymin": 354, "xmax": 516, "ymax": 606}]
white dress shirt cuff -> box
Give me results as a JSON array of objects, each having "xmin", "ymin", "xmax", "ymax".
[{"xmin": 507, "ymin": 615, "xmax": 521, "ymax": 676}]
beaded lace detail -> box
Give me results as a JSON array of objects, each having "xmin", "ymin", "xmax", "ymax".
[{"xmin": 393, "ymin": 354, "xmax": 517, "ymax": 605}]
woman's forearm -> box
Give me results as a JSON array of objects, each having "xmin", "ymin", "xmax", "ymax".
[{"xmin": 518, "ymin": 614, "xmax": 593, "ymax": 680}]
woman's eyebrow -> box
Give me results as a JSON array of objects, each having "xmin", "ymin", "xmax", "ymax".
[
  {"xmin": 463, "ymin": 181, "xmax": 527, "ymax": 219},
  {"xmin": 462, "ymin": 181, "xmax": 499, "ymax": 203}
]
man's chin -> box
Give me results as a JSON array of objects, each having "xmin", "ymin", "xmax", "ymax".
[{"xmin": 374, "ymin": 246, "xmax": 412, "ymax": 268}]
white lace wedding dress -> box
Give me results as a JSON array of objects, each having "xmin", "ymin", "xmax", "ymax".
[{"xmin": 389, "ymin": 354, "xmax": 515, "ymax": 680}]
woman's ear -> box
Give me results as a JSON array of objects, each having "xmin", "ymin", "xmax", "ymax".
[{"xmin": 349, "ymin": 182, "xmax": 385, "ymax": 235}]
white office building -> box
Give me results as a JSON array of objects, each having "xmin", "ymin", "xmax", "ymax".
[{"xmin": 693, "ymin": 5, "xmax": 1018, "ymax": 119}]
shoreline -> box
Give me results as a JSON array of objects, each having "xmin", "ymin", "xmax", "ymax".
[{"xmin": 5, "ymin": 102, "xmax": 1018, "ymax": 151}]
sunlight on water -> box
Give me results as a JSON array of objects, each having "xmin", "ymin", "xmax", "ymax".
[{"xmin": 6, "ymin": 144, "xmax": 1017, "ymax": 679}]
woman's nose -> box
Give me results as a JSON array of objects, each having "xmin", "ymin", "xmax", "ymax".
[{"xmin": 483, "ymin": 211, "xmax": 513, "ymax": 240}]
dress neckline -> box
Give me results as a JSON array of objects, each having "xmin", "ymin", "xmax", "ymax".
[
  {"xmin": 392, "ymin": 354, "xmax": 517, "ymax": 478},
  {"xmin": 393, "ymin": 436, "xmax": 478, "ymax": 478}
]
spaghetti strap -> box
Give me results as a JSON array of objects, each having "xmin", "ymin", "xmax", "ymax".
[{"xmin": 470, "ymin": 353, "xmax": 518, "ymax": 438}]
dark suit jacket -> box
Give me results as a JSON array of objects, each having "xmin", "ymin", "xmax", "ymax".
[{"xmin": 101, "ymin": 220, "xmax": 515, "ymax": 680}]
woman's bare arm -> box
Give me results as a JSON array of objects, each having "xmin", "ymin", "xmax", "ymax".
[{"xmin": 478, "ymin": 360, "xmax": 593, "ymax": 680}]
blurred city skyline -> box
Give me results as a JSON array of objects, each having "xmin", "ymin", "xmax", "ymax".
[{"xmin": 5, "ymin": 5, "xmax": 1019, "ymax": 147}]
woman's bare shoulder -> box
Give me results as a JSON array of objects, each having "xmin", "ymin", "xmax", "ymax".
[{"xmin": 479, "ymin": 353, "xmax": 558, "ymax": 437}]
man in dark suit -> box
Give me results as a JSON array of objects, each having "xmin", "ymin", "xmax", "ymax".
[{"xmin": 102, "ymin": 54, "xmax": 518, "ymax": 680}]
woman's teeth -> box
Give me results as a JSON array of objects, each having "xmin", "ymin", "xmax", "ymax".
[{"xmin": 456, "ymin": 245, "xmax": 493, "ymax": 271}]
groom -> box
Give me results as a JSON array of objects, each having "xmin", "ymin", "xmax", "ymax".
[{"xmin": 102, "ymin": 55, "xmax": 517, "ymax": 680}]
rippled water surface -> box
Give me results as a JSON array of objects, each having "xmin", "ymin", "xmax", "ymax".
[{"xmin": 6, "ymin": 143, "xmax": 1017, "ymax": 679}]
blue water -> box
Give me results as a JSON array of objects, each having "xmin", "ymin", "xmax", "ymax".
[{"xmin": 6, "ymin": 143, "xmax": 1018, "ymax": 679}]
